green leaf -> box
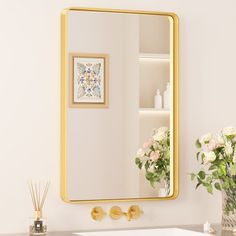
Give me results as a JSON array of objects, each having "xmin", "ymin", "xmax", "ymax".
[
  {"xmin": 145, "ymin": 172, "xmax": 153, "ymax": 180},
  {"xmin": 230, "ymin": 164, "xmax": 236, "ymax": 175},
  {"xmin": 150, "ymin": 181, "xmax": 155, "ymax": 188},
  {"xmin": 229, "ymin": 178, "xmax": 236, "ymax": 188},
  {"xmin": 214, "ymin": 182, "xmax": 221, "ymax": 191},
  {"xmin": 196, "ymin": 182, "xmax": 201, "ymax": 189},
  {"xmin": 222, "ymin": 180, "xmax": 230, "ymax": 189},
  {"xmin": 206, "ymin": 176, "xmax": 212, "ymax": 183},
  {"xmin": 212, "ymin": 170, "xmax": 219, "ymax": 178},
  {"xmin": 195, "ymin": 139, "xmax": 202, "ymax": 148},
  {"xmin": 190, "ymin": 173, "xmax": 196, "ymax": 181},
  {"xmin": 209, "ymin": 165, "xmax": 216, "ymax": 171},
  {"xmin": 135, "ymin": 158, "xmax": 140, "ymax": 165},
  {"xmin": 218, "ymin": 163, "xmax": 227, "ymax": 176},
  {"xmin": 198, "ymin": 170, "xmax": 206, "ymax": 180},
  {"xmin": 207, "ymin": 184, "xmax": 213, "ymax": 194},
  {"xmin": 138, "ymin": 163, "xmax": 142, "ymax": 169},
  {"xmin": 196, "ymin": 152, "xmax": 200, "ymax": 161}
]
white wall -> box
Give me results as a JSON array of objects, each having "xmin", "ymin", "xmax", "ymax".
[
  {"xmin": 139, "ymin": 15, "xmax": 170, "ymax": 54},
  {"xmin": 1, "ymin": 0, "xmax": 236, "ymax": 233}
]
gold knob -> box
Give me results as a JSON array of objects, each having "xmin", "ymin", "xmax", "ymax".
[
  {"xmin": 109, "ymin": 205, "xmax": 143, "ymax": 221},
  {"xmin": 126, "ymin": 205, "xmax": 143, "ymax": 221},
  {"xmin": 109, "ymin": 206, "xmax": 124, "ymax": 220},
  {"xmin": 91, "ymin": 207, "xmax": 106, "ymax": 221}
]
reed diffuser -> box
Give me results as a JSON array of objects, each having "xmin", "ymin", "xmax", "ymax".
[{"xmin": 28, "ymin": 181, "xmax": 50, "ymax": 235}]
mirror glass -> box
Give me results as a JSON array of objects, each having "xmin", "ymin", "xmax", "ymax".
[{"xmin": 61, "ymin": 9, "xmax": 178, "ymax": 201}]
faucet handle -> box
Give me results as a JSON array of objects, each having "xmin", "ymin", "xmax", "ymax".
[
  {"xmin": 126, "ymin": 205, "xmax": 143, "ymax": 221},
  {"xmin": 109, "ymin": 205, "xmax": 143, "ymax": 221},
  {"xmin": 91, "ymin": 207, "xmax": 106, "ymax": 221}
]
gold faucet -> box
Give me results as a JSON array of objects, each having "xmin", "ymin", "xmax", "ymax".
[
  {"xmin": 109, "ymin": 205, "xmax": 143, "ymax": 221},
  {"xmin": 126, "ymin": 205, "xmax": 143, "ymax": 221}
]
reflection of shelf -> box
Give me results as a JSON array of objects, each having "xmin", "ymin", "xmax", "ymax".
[
  {"xmin": 139, "ymin": 53, "xmax": 170, "ymax": 61},
  {"xmin": 139, "ymin": 108, "xmax": 170, "ymax": 113}
]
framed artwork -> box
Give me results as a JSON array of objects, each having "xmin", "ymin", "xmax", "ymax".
[{"xmin": 69, "ymin": 53, "xmax": 109, "ymax": 108}]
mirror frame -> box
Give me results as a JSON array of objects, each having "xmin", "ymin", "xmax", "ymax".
[{"xmin": 61, "ymin": 7, "xmax": 179, "ymax": 203}]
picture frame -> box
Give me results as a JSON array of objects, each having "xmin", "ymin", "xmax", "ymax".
[{"xmin": 69, "ymin": 53, "xmax": 109, "ymax": 108}]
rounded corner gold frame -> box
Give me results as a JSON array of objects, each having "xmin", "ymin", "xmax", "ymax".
[{"xmin": 61, "ymin": 7, "xmax": 179, "ymax": 204}]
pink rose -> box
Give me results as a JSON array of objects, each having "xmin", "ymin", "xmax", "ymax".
[
  {"xmin": 143, "ymin": 138, "xmax": 154, "ymax": 149},
  {"xmin": 150, "ymin": 151, "xmax": 160, "ymax": 161}
]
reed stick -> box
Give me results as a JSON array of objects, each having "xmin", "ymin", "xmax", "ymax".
[
  {"xmin": 40, "ymin": 182, "xmax": 50, "ymax": 210},
  {"xmin": 28, "ymin": 182, "xmax": 37, "ymax": 210},
  {"xmin": 28, "ymin": 181, "xmax": 50, "ymax": 218}
]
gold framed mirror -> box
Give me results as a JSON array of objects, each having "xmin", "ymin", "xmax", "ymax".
[{"xmin": 61, "ymin": 7, "xmax": 179, "ymax": 203}]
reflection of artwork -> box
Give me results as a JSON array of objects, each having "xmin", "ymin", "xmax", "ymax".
[{"xmin": 70, "ymin": 53, "xmax": 108, "ymax": 108}]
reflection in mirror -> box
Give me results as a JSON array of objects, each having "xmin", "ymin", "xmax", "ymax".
[{"xmin": 61, "ymin": 9, "xmax": 178, "ymax": 202}]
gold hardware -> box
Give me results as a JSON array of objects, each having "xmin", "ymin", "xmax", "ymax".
[
  {"xmin": 109, "ymin": 206, "xmax": 124, "ymax": 220},
  {"xmin": 126, "ymin": 205, "xmax": 143, "ymax": 221},
  {"xmin": 109, "ymin": 205, "xmax": 143, "ymax": 221},
  {"xmin": 91, "ymin": 207, "xmax": 106, "ymax": 221}
]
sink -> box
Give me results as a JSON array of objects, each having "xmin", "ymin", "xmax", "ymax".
[{"xmin": 73, "ymin": 228, "xmax": 206, "ymax": 236}]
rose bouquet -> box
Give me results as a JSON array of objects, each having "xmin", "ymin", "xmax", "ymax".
[
  {"xmin": 191, "ymin": 127, "xmax": 236, "ymax": 230},
  {"xmin": 135, "ymin": 127, "xmax": 170, "ymax": 191}
]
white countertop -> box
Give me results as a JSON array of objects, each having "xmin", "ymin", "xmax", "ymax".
[{"xmin": 0, "ymin": 224, "xmax": 232, "ymax": 236}]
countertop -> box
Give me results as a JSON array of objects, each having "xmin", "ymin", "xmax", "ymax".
[{"xmin": 1, "ymin": 224, "xmax": 235, "ymax": 236}]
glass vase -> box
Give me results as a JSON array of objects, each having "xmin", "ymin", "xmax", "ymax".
[
  {"xmin": 157, "ymin": 180, "xmax": 170, "ymax": 197},
  {"xmin": 29, "ymin": 211, "xmax": 47, "ymax": 235},
  {"xmin": 165, "ymin": 179, "xmax": 170, "ymax": 196},
  {"xmin": 221, "ymin": 187, "xmax": 236, "ymax": 231}
]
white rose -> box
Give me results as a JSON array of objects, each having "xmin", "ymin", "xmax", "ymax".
[
  {"xmin": 140, "ymin": 155, "xmax": 149, "ymax": 162},
  {"xmin": 153, "ymin": 131, "xmax": 166, "ymax": 142},
  {"xmin": 199, "ymin": 133, "xmax": 212, "ymax": 144},
  {"xmin": 222, "ymin": 127, "xmax": 236, "ymax": 137},
  {"xmin": 158, "ymin": 126, "xmax": 168, "ymax": 133},
  {"xmin": 145, "ymin": 148, "xmax": 152, "ymax": 156},
  {"xmin": 204, "ymin": 151, "xmax": 216, "ymax": 164},
  {"xmin": 233, "ymin": 148, "xmax": 236, "ymax": 163},
  {"xmin": 233, "ymin": 154, "xmax": 236, "ymax": 163},
  {"xmin": 218, "ymin": 153, "xmax": 224, "ymax": 160},
  {"xmin": 216, "ymin": 134, "xmax": 225, "ymax": 145},
  {"xmin": 148, "ymin": 165, "xmax": 155, "ymax": 173},
  {"xmin": 152, "ymin": 142, "xmax": 159, "ymax": 150},
  {"xmin": 225, "ymin": 142, "xmax": 233, "ymax": 156},
  {"xmin": 137, "ymin": 148, "xmax": 145, "ymax": 157}
]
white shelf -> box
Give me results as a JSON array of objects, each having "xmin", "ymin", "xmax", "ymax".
[
  {"xmin": 139, "ymin": 108, "xmax": 170, "ymax": 113},
  {"xmin": 139, "ymin": 53, "xmax": 170, "ymax": 61}
]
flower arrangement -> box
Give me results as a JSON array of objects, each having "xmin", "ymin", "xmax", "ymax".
[
  {"xmin": 191, "ymin": 127, "xmax": 236, "ymax": 218},
  {"xmin": 135, "ymin": 127, "xmax": 170, "ymax": 190}
]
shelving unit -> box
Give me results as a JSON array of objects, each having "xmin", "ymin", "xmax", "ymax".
[
  {"xmin": 139, "ymin": 108, "xmax": 170, "ymax": 113},
  {"xmin": 139, "ymin": 60, "xmax": 170, "ymax": 109},
  {"xmin": 139, "ymin": 53, "xmax": 170, "ymax": 60}
]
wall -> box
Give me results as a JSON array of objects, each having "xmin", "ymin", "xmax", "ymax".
[
  {"xmin": 139, "ymin": 15, "xmax": 170, "ymax": 54},
  {"xmin": 1, "ymin": 0, "xmax": 236, "ymax": 233}
]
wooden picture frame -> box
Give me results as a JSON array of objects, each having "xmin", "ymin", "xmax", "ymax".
[{"xmin": 69, "ymin": 53, "xmax": 109, "ymax": 108}]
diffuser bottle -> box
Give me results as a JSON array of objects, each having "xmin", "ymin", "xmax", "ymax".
[
  {"xmin": 154, "ymin": 89, "xmax": 162, "ymax": 109},
  {"xmin": 163, "ymin": 82, "xmax": 170, "ymax": 110},
  {"xmin": 29, "ymin": 211, "xmax": 47, "ymax": 235},
  {"xmin": 29, "ymin": 182, "xmax": 50, "ymax": 235}
]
